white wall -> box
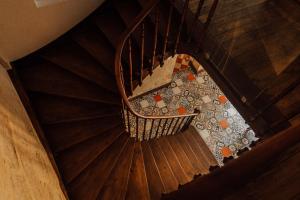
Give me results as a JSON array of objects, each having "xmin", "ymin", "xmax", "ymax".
[{"xmin": 0, "ymin": 0, "xmax": 105, "ymax": 63}]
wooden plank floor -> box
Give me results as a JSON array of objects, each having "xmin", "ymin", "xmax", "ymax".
[{"xmin": 190, "ymin": 0, "xmax": 300, "ymax": 90}]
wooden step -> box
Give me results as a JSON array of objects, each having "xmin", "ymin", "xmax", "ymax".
[
  {"xmin": 164, "ymin": 135, "xmax": 198, "ymax": 179},
  {"xmin": 148, "ymin": 139, "xmax": 178, "ymax": 193},
  {"xmin": 97, "ymin": 139, "xmax": 135, "ymax": 200},
  {"xmin": 174, "ymin": 133, "xmax": 208, "ymax": 174},
  {"xmin": 29, "ymin": 93, "xmax": 121, "ymax": 124},
  {"xmin": 141, "ymin": 141, "xmax": 165, "ymax": 200},
  {"xmin": 17, "ymin": 58, "xmax": 120, "ymax": 105},
  {"xmin": 45, "ymin": 116, "xmax": 122, "ymax": 153},
  {"xmin": 71, "ymin": 23, "xmax": 116, "ymax": 75},
  {"xmin": 157, "ymin": 137, "xmax": 190, "ymax": 185},
  {"xmin": 57, "ymin": 126, "xmax": 125, "ymax": 183},
  {"xmin": 68, "ymin": 134, "xmax": 129, "ymax": 200},
  {"xmin": 93, "ymin": 3, "xmax": 126, "ymax": 48},
  {"xmin": 188, "ymin": 126, "xmax": 219, "ymax": 167},
  {"xmin": 40, "ymin": 39, "xmax": 116, "ymax": 90},
  {"xmin": 181, "ymin": 132, "xmax": 211, "ymax": 174},
  {"xmin": 126, "ymin": 142, "xmax": 151, "ymax": 200}
]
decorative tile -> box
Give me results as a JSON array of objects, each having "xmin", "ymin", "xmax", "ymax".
[
  {"xmin": 196, "ymin": 77, "xmax": 205, "ymax": 84},
  {"xmin": 140, "ymin": 100, "xmax": 149, "ymax": 108},
  {"xmin": 199, "ymin": 129, "xmax": 210, "ymax": 138},
  {"xmin": 175, "ymin": 79, "xmax": 183, "ymax": 86},
  {"xmin": 221, "ymin": 147, "xmax": 232, "ymax": 157},
  {"xmin": 187, "ymin": 73, "xmax": 196, "ymax": 80},
  {"xmin": 177, "ymin": 106, "xmax": 187, "ymax": 115},
  {"xmin": 129, "ymin": 54, "xmax": 258, "ymax": 165},
  {"xmin": 202, "ymin": 95, "xmax": 211, "ymax": 103},
  {"xmin": 153, "ymin": 94, "xmax": 162, "ymax": 102},
  {"xmin": 219, "ymin": 119, "xmax": 229, "ymax": 129},
  {"xmin": 172, "ymin": 87, "xmax": 181, "ymax": 95},
  {"xmin": 156, "ymin": 100, "xmax": 166, "ymax": 108},
  {"xmin": 218, "ymin": 95, "xmax": 228, "ymax": 104},
  {"xmin": 227, "ymin": 108, "xmax": 237, "ymax": 116}
]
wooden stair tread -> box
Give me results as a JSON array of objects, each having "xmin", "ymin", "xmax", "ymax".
[
  {"xmin": 157, "ymin": 137, "xmax": 191, "ymax": 185},
  {"xmin": 175, "ymin": 133, "xmax": 208, "ymax": 175},
  {"xmin": 71, "ymin": 23, "xmax": 116, "ymax": 75},
  {"xmin": 181, "ymin": 129, "xmax": 214, "ymax": 170},
  {"xmin": 125, "ymin": 142, "xmax": 151, "ymax": 200},
  {"xmin": 57, "ymin": 125, "xmax": 125, "ymax": 183},
  {"xmin": 97, "ymin": 139, "xmax": 135, "ymax": 200},
  {"xmin": 29, "ymin": 93, "xmax": 121, "ymax": 124},
  {"xmin": 45, "ymin": 116, "xmax": 122, "ymax": 153},
  {"xmin": 189, "ymin": 126, "xmax": 219, "ymax": 166},
  {"xmin": 40, "ymin": 39, "xmax": 116, "ymax": 90},
  {"xmin": 165, "ymin": 135, "xmax": 199, "ymax": 179},
  {"xmin": 68, "ymin": 134, "xmax": 129, "ymax": 200},
  {"xmin": 149, "ymin": 139, "xmax": 179, "ymax": 193},
  {"xmin": 141, "ymin": 141, "xmax": 165, "ymax": 200},
  {"xmin": 18, "ymin": 59, "xmax": 120, "ymax": 105},
  {"xmin": 93, "ymin": 3, "xmax": 126, "ymax": 48}
]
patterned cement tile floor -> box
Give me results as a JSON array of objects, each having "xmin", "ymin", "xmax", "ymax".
[{"xmin": 129, "ymin": 54, "xmax": 259, "ymax": 165}]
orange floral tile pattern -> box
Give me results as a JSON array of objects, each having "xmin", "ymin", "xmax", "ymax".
[
  {"xmin": 221, "ymin": 147, "xmax": 232, "ymax": 157},
  {"xmin": 219, "ymin": 119, "xmax": 229, "ymax": 129},
  {"xmin": 177, "ymin": 106, "xmax": 187, "ymax": 115},
  {"xmin": 187, "ymin": 73, "xmax": 196, "ymax": 81},
  {"xmin": 218, "ymin": 95, "xmax": 228, "ymax": 104},
  {"xmin": 153, "ymin": 94, "xmax": 162, "ymax": 102}
]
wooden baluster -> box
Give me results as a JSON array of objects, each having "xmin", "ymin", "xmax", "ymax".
[
  {"xmin": 198, "ymin": 0, "xmax": 219, "ymax": 48},
  {"xmin": 149, "ymin": 119, "xmax": 155, "ymax": 139},
  {"xmin": 181, "ymin": 116, "xmax": 191, "ymax": 131},
  {"xmin": 166, "ymin": 118, "xmax": 175, "ymax": 135},
  {"xmin": 161, "ymin": 4, "xmax": 173, "ymax": 66},
  {"xmin": 175, "ymin": 117, "xmax": 186, "ymax": 133},
  {"xmin": 204, "ymin": 0, "xmax": 219, "ymax": 30},
  {"xmin": 155, "ymin": 119, "xmax": 162, "ymax": 138},
  {"xmin": 127, "ymin": 108, "xmax": 131, "ymax": 135},
  {"xmin": 170, "ymin": 117, "xmax": 180, "ymax": 135},
  {"xmin": 151, "ymin": 8, "xmax": 160, "ymax": 74},
  {"xmin": 143, "ymin": 118, "xmax": 147, "ymax": 140},
  {"xmin": 136, "ymin": 116, "xmax": 139, "ymax": 141},
  {"xmin": 121, "ymin": 99, "xmax": 126, "ymax": 129},
  {"xmin": 173, "ymin": 0, "xmax": 190, "ymax": 55},
  {"xmin": 139, "ymin": 22, "xmax": 145, "ymax": 86},
  {"xmin": 188, "ymin": 0, "xmax": 205, "ymax": 42},
  {"xmin": 128, "ymin": 38, "xmax": 133, "ymax": 94},
  {"xmin": 161, "ymin": 118, "xmax": 169, "ymax": 136}
]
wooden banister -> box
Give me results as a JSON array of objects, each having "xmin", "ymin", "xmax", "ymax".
[{"xmin": 115, "ymin": 0, "xmax": 199, "ymax": 141}]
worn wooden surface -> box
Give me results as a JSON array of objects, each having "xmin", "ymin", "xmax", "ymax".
[
  {"xmin": 224, "ymin": 141, "xmax": 300, "ymax": 200},
  {"xmin": 0, "ymin": 66, "xmax": 66, "ymax": 200}
]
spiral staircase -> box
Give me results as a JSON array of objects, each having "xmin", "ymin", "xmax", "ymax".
[{"xmin": 9, "ymin": 0, "xmax": 300, "ymax": 199}]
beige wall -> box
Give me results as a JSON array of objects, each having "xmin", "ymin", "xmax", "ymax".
[
  {"xmin": 0, "ymin": 65, "xmax": 66, "ymax": 200},
  {"xmin": 0, "ymin": 0, "xmax": 105, "ymax": 63}
]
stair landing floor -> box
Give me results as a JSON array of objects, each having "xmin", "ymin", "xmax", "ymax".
[{"xmin": 129, "ymin": 54, "xmax": 259, "ymax": 165}]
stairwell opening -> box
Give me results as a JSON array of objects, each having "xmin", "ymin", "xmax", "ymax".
[{"xmin": 128, "ymin": 54, "xmax": 259, "ymax": 165}]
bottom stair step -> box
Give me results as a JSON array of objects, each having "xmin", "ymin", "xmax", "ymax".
[
  {"xmin": 97, "ymin": 139, "xmax": 135, "ymax": 200},
  {"xmin": 149, "ymin": 140, "xmax": 179, "ymax": 193},
  {"xmin": 126, "ymin": 142, "xmax": 151, "ymax": 200},
  {"xmin": 142, "ymin": 142, "xmax": 165, "ymax": 200}
]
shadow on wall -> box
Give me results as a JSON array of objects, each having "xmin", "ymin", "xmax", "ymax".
[{"xmin": 0, "ymin": 66, "xmax": 66, "ymax": 199}]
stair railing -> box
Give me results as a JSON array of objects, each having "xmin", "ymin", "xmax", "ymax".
[{"xmin": 115, "ymin": 0, "xmax": 200, "ymax": 141}]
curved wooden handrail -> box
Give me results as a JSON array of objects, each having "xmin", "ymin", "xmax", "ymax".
[{"xmin": 114, "ymin": 0, "xmax": 199, "ymax": 121}]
